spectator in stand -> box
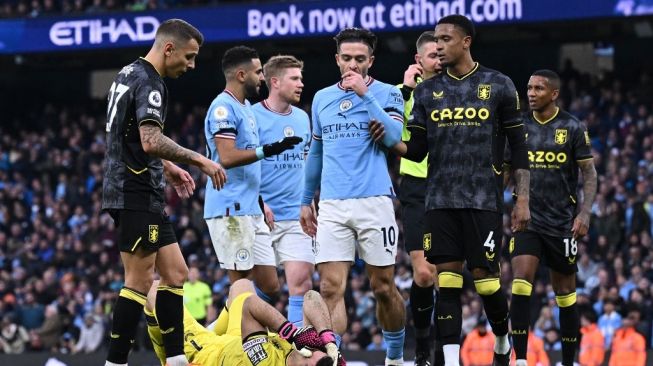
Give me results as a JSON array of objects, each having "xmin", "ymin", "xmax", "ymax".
[
  {"xmin": 579, "ymin": 309, "xmax": 605, "ymax": 366},
  {"xmin": 542, "ymin": 328, "xmax": 561, "ymax": 352},
  {"xmin": 0, "ymin": 314, "xmax": 30, "ymax": 354},
  {"xmin": 72, "ymin": 312, "xmax": 104, "ymax": 354},
  {"xmin": 461, "ymin": 318, "xmax": 494, "ymax": 366},
  {"xmin": 15, "ymin": 292, "xmax": 45, "ymax": 331},
  {"xmin": 29, "ymin": 304, "xmax": 63, "ymax": 351},
  {"xmin": 533, "ymin": 306, "xmax": 557, "ymax": 338},
  {"xmin": 609, "ymin": 309, "xmax": 647, "ymax": 366},
  {"xmin": 599, "ymin": 298, "xmax": 622, "ymax": 348},
  {"xmin": 366, "ymin": 332, "xmax": 387, "ymax": 351}
]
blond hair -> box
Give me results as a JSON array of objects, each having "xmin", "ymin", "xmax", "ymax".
[{"xmin": 263, "ymin": 55, "xmax": 304, "ymax": 87}]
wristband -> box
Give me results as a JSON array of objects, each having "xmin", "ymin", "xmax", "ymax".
[{"xmin": 255, "ymin": 146, "xmax": 265, "ymax": 160}]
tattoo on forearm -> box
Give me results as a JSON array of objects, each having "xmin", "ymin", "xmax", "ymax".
[
  {"xmin": 579, "ymin": 160, "xmax": 597, "ymax": 214},
  {"xmin": 513, "ymin": 169, "xmax": 530, "ymax": 198},
  {"xmin": 140, "ymin": 124, "xmax": 201, "ymax": 165}
]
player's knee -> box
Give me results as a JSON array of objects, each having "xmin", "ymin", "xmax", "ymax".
[
  {"xmin": 555, "ymin": 291, "xmax": 577, "ymax": 308},
  {"xmin": 438, "ymin": 271, "xmax": 463, "ymax": 289},
  {"xmin": 319, "ymin": 278, "xmax": 344, "ymax": 300},
  {"xmin": 470, "ymin": 267, "xmax": 496, "ymax": 280},
  {"xmin": 303, "ymin": 289, "xmax": 321, "ymax": 303},
  {"xmin": 413, "ymin": 267, "xmax": 435, "ymax": 287},
  {"xmin": 552, "ymin": 277, "xmax": 576, "ymax": 295},
  {"xmin": 287, "ymin": 275, "xmax": 313, "ymax": 296},
  {"xmin": 474, "ymin": 277, "xmax": 501, "ymax": 296},
  {"xmin": 161, "ymin": 265, "xmax": 188, "ymax": 287},
  {"xmin": 511, "ymin": 278, "xmax": 533, "ymax": 296},
  {"xmin": 370, "ymin": 277, "xmax": 394, "ymax": 303},
  {"xmin": 125, "ymin": 271, "xmax": 154, "ymax": 294}
]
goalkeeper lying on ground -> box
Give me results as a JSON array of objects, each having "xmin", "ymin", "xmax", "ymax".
[{"xmin": 145, "ymin": 278, "xmax": 344, "ymax": 366}]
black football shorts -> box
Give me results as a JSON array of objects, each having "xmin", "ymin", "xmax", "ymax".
[
  {"xmin": 423, "ymin": 209, "xmax": 502, "ymax": 273},
  {"xmin": 510, "ymin": 231, "xmax": 578, "ymax": 274},
  {"xmin": 399, "ymin": 176, "xmax": 427, "ymax": 253},
  {"xmin": 109, "ymin": 209, "xmax": 177, "ymax": 253}
]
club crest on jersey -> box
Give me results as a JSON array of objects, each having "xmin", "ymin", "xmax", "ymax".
[
  {"xmin": 283, "ymin": 126, "xmax": 295, "ymax": 137},
  {"xmin": 148, "ymin": 90, "xmax": 162, "ymax": 107},
  {"xmin": 477, "ymin": 84, "xmax": 491, "ymax": 100},
  {"xmin": 432, "ymin": 91, "xmax": 444, "ymax": 99},
  {"xmin": 423, "ymin": 233, "xmax": 432, "ymax": 251},
  {"xmin": 148, "ymin": 225, "xmax": 159, "ymax": 243},
  {"xmin": 214, "ymin": 106, "xmax": 228, "ymax": 120},
  {"xmin": 555, "ymin": 129, "xmax": 568, "ymax": 144},
  {"xmin": 249, "ymin": 117, "xmax": 256, "ymax": 130},
  {"xmin": 119, "ymin": 65, "xmax": 134, "ymax": 76},
  {"xmin": 339, "ymin": 99, "xmax": 353, "ymax": 112}
]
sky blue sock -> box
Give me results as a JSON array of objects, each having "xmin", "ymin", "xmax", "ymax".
[
  {"xmin": 334, "ymin": 333, "xmax": 342, "ymax": 348},
  {"xmin": 382, "ymin": 328, "xmax": 405, "ymax": 360},
  {"xmin": 254, "ymin": 285, "xmax": 273, "ymax": 304},
  {"xmin": 288, "ymin": 295, "xmax": 304, "ymax": 327}
]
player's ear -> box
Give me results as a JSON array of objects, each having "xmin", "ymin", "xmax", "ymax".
[
  {"xmin": 270, "ymin": 76, "xmax": 280, "ymax": 89},
  {"xmin": 462, "ymin": 35, "xmax": 472, "ymax": 50},
  {"xmin": 551, "ymin": 88, "xmax": 560, "ymax": 102},
  {"xmin": 236, "ymin": 68, "xmax": 246, "ymax": 82},
  {"xmin": 414, "ymin": 53, "xmax": 421, "ymax": 65},
  {"xmin": 163, "ymin": 42, "xmax": 174, "ymax": 57},
  {"xmin": 368, "ymin": 55, "xmax": 375, "ymax": 68}
]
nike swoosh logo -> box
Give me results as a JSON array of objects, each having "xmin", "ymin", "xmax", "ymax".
[
  {"xmin": 160, "ymin": 327, "xmax": 175, "ymax": 335},
  {"xmin": 110, "ymin": 333, "xmax": 120, "ymax": 339},
  {"xmin": 417, "ymin": 306, "xmax": 434, "ymax": 312}
]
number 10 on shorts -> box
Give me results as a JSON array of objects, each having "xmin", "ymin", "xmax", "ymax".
[{"xmin": 381, "ymin": 226, "xmax": 396, "ymax": 247}]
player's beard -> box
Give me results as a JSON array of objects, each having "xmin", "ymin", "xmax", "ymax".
[{"xmin": 244, "ymin": 80, "xmax": 259, "ymax": 100}]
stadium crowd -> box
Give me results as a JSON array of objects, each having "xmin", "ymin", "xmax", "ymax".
[
  {"xmin": 0, "ymin": 0, "xmax": 245, "ymax": 18},
  {"xmin": 0, "ymin": 62, "xmax": 652, "ymax": 360}
]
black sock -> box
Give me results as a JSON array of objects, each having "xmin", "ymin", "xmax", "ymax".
[
  {"xmin": 559, "ymin": 302, "xmax": 580, "ymax": 366},
  {"xmin": 479, "ymin": 289, "xmax": 509, "ymax": 337},
  {"xmin": 106, "ymin": 287, "xmax": 146, "ymax": 364},
  {"xmin": 156, "ymin": 285, "xmax": 185, "ymax": 358},
  {"xmin": 432, "ymin": 292, "xmax": 445, "ymax": 366},
  {"xmin": 435, "ymin": 287, "xmax": 462, "ymax": 345},
  {"xmin": 410, "ymin": 282, "xmax": 434, "ymax": 352},
  {"xmin": 510, "ymin": 293, "xmax": 531, "ymax": 359}
]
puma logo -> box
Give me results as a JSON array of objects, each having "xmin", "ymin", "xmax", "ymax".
[{"xmin": 160, "ymin": 327, "xmax": 175, "ymax": 335}]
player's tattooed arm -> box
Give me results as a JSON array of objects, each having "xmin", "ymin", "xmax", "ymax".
[
  {"xmin": 139, "ymin": 123, "xmax": 203, "ymax": 165},
  {"xmin": 578, "ymin": 159, "xmax": 597, "ymax": 214},
  {"xmin": 513, "ymin": 169, "xmax": 530, "ymax": 199},
  {"xmin": 511, "ymin": 169, "xmax": 531, "ymax": 232},
  {"xmin": 572, "ymin": 159, "xmax": 597, "ymax": 239}
]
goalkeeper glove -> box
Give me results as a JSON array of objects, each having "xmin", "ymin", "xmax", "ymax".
[
  {"xmin": 277, "ymin": 321, "xmax": 323, "ymax": 357},
  {"xmin": 261, "ymin": 136, "xmax": 303, "ymax": 157}
]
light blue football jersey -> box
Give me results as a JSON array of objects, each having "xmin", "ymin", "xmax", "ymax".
[
  {"xmin": 204, "ymin": 90, "xmax": 262, "ymax": 218},
  {"xmin": 311, "ymin": 77, "xmax": 404, "ymax": 200},
  {"xmin": 254, "ymin": 100, "xmax": 311, "ymax": 221}
]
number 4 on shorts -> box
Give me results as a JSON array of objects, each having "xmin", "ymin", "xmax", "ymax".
[{"xmin": 483, "ymin": 231, "xmax": 495, "ymax": 252}]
